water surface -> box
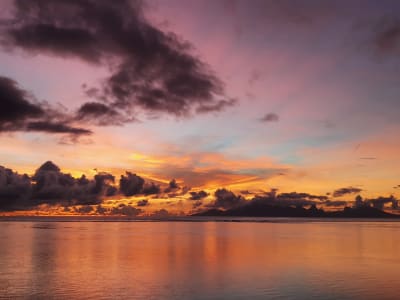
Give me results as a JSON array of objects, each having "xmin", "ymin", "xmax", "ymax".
[{"xmin": 0, "ymin": 220, "xmax": 399, "ymax": 299}]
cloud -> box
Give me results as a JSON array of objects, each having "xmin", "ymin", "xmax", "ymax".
[
  {"xmin": 367, "ymin": 195, "xmax": 397, "ymax": 210},
  {"xmin": 150, "ymin": 208, "xmax": 172, "ymax": 218},
  {"xmin": 277, "ymin": 192, "xmax": 328, "ymax": 202},
  {"xmin": 26, "ymin": 121, "xmax": 92, "ymax": 135},
  {"xmin": 189, "ymin": 190, "xmax": 208, "ymax": 200},
  {"xmin": 110, "ymin": 204, "xmax": 142, "ymax": 217},
  {"xmin": 168, "ymin": 179, "xmax": 179, "ymax": 189},
  {"xmin": 323, "ymin": 200, "xmax": 347, "ymax": 207},
  {"xmin": 96, "ymin": 204, "xmax": 107, "ymax": 214},
  {"xmin": 374, "ymin": 19, "xmax": 400, "ymax": 55},
  {"xmin": 75, "ymin": 102, "xmax": 136, "ymax": 126},
  {"xmin": 0, "ymin": 76, "xmax": 44, "ymax": 131},
  {"xmin": 142, "ymin": 182, "xmax": 161, "ymax": 195},
  {"xmin": 208, "ymin": 188, "xmax": 246, "ymax": 209},
  {"xmin": 192, "ymin": 201, "xmax": 203, "ymax": 209},
  {"xmin": 31, "ymin": 161, "xmax": 114, "ymax": 205},
  {"xmin": 92, "ymin": 172, "xmax": 116, "ymax": 196},
  {"xmin": 260, "ymin": 113, "xmax": 279, "ymax": 122},
  {"xmin": 137, "ymin": 199, "xmax": 149, "ymax": 207},
  {"xmin": 249, "ymin": 191, "xmax": 326, "ymax": 208},
  {"xmin": 0, "ymin": 166, "xmax": 32, "ymax": 210},
  {"xmin": 0, "ymin": 75, "xmax": 92, "ymax": 138},
  {"xmin": 0, "ymin": 161, "xmax": 188, "ymax": 211},
  {"xmin": 195, "ymin": 98, "xmax": 236, "ymax": 114},
  {"xmin": 119, "ymin": 172, "xmax": 144, "ymax": 196},
  {"xmin": 74, "ymin": 205, "xmax": 94, "ymax": 214},
  {"xmin": 1, "ymin": 0, "xmax": 234, "ymax": 122},
  {"xmin": 164, "ymin": 178, "xmax": 179, "ymax": 193},
  {"xmin": 333, "ymin": 186, "xmax": 362, "ymax": 197}
]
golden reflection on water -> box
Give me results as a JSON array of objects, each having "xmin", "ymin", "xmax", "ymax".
[{"xmin": 0, "ymin": 221, "xmax": 400, "ymax": 299}]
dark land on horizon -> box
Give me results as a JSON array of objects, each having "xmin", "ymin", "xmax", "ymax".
[
  {"xmin": 1, "ymin": 205, "xmax": 399, "ymax": 222},
  {"xmin": 193, "ymin": 204, "xmax": 399, "ymax": 219}
]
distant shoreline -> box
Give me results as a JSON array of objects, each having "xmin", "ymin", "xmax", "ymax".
[{"xmin": 1, "ymin": 215, "xmax": 400, "ymax": 223}]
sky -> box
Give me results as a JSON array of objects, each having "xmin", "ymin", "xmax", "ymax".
[{"xmin": 0, "ymin": 0, "xmax": 400, "ymax": 216}]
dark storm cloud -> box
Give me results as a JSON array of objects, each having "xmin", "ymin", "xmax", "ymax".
[
  {"xmin": 31, "ymin": 161, "xmax": 115, "ymax": 205},
  {"xmin": 189, "ymin": 190, "xmax": 208, "ymax": 200},
  {"xmin": 92, "ymin": 172, "xmax": 115, "ymax": 196},
  {"xmin": 260, "ymin": 113, "xmax": 279, "ymax": 122},
  {"xmin": 1, "ymin": 161, "xmax": 196, "ymax": 211},
  {"xmin": 0, "ymin": 75, "xmax": 92, "ymax": 137},
  {"xmin": 119, "ymin": 172, "xmax": 144, "ymax": 196},
  {"xmin": 333, "ymin": 187, "xmax": 363, "ymax": 197},
  {"xmin": 142, "ymin": 182, "xmax": 160, "ymax": 195},
  {"xmin": 0, "ymin": 161, "xmax": 117, "ymax": 210},
  {"xmin": 0, "ymin": 76, "xmax": 44, "ymax": 131},
  {"xmin": 208, "ymin": 188, "xmax": 246, "ymax": 209},
  {"xmin": 1, "ymin": 0, "xmax": 233, "ymax": 122},
  {"xmin": 0, "ymin": 166, "xmax": 32, "ymax": 210}
]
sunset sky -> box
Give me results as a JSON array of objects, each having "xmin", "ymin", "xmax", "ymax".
[{"xmin": 1, "ymin": 0, "xmax": 400, "ymax": 215}]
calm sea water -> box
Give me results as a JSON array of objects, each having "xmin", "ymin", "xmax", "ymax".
[{"xmin": 1, "ymin": 219, "xmax": 400, "ymax": 299}]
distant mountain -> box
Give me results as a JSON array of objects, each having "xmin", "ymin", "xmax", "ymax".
[{"xmin": 193, "ymin": 204, "xmax": 399, "ymax": 218}]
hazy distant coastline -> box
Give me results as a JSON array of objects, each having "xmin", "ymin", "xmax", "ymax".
[{"xmin": 1, "ymin": 206, "xmax": 399, "ymax": 223}]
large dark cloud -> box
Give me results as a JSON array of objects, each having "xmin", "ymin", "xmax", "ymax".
[
  {"xmin": 31, "ymin": 161, "xmax": 114, "ymax": 205},
  {"xmin": 119, "ymin": 172, "xmax": 144, "ymax": 196},
  {"xmin": 0, "ymin": 75, "xmax": 92, "ymax": 137},
  {"xmin": 92, "ymin": 172, "xmax": 116, "ymax": 196},
  {"xmin": 333, "ymin": 187, "xmax": 363, "ymax": 198},
  {"xmin": 1, "ymin": 0, "xmax": 234, "ymax": 123},
  {"xmin": 142, "ymin": 182, "xmax": 161, "ymax": 195},
  {"xmin": 0, "ymin": 166, "xmax": 32, "ymax": 210},
  {"xmin": 0, "ymin": 161, "xmax": 170, "ymax": 211},
  {"xmin": 0, "ymin": 161, "xmax": 117, "ymax": 210},
  {"xmin": 209, "ymin": 188, "xmax": 246, "ymax": 209},
  {"xmin": 1, "ymin": 160, "xmax": 397, "ymax": 215},
  {"xmin": 0, "ymin": 76, "xmax": 44, "ymax": 130}
]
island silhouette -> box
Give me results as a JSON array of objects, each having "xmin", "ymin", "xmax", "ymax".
[{"xmin": 193, "ymin": 203, "xmax": 399, "ymax": 218}]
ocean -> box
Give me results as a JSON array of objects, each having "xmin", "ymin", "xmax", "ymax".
[{"xmin": 1, "ymin": 219, "xmax": 399, "ymax": 299}]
